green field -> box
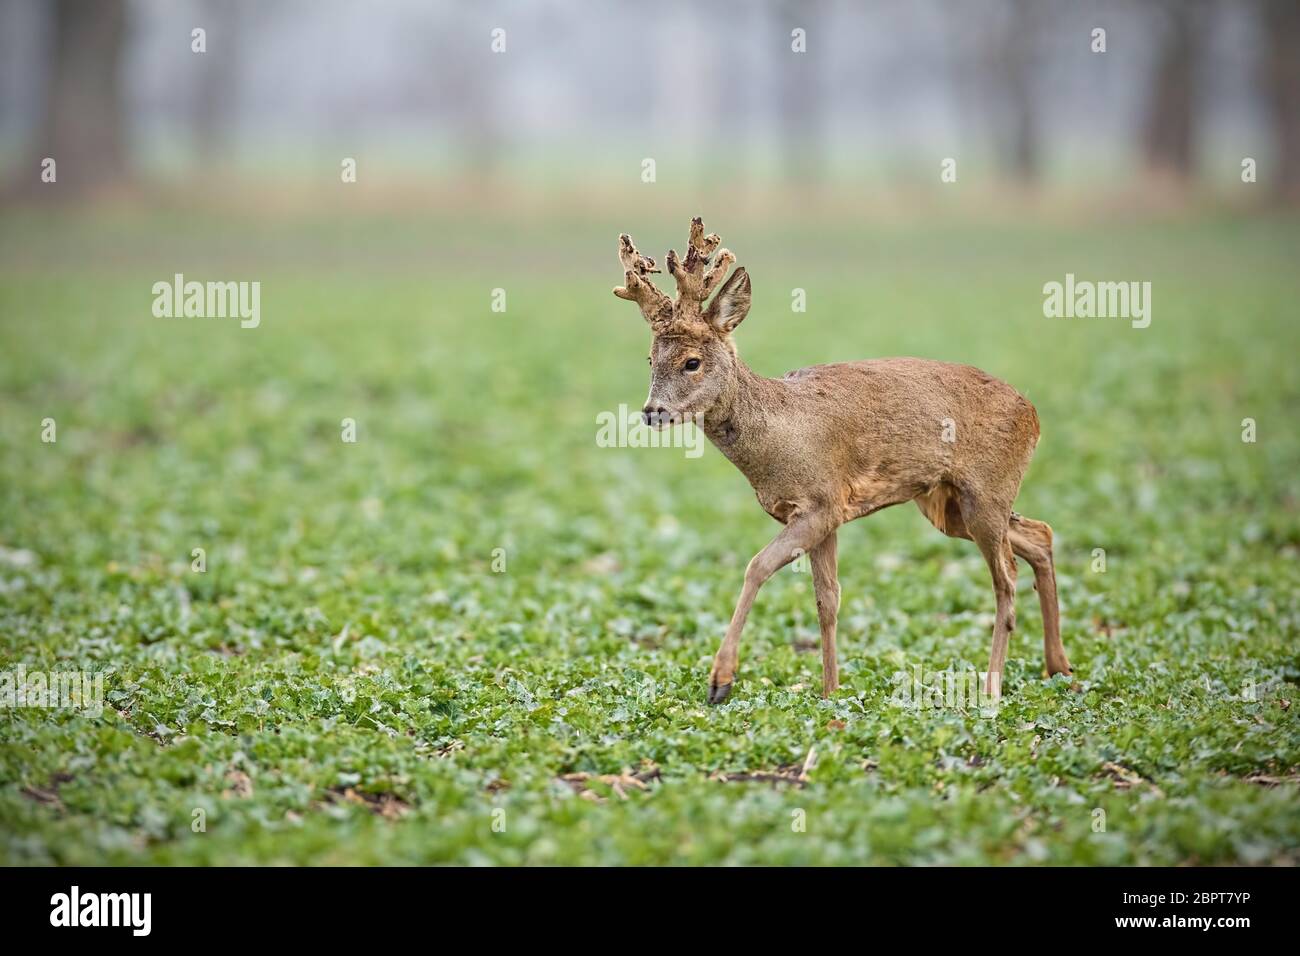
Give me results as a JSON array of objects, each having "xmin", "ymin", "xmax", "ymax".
[{"xmin": 1, "ymin": 207, "xmax": 1298, "ymax": 864}]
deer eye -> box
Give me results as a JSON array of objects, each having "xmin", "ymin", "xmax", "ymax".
[{"xmin": 684, "ymin": 358, "xmax": 701, "ymax": 372}]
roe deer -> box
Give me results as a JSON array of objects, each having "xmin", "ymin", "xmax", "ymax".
[{"xmin": 612, "ymin": 217, "xmax": 1072, "ymax": 704}]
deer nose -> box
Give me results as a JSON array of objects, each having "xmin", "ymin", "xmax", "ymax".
[{"xmin": 643, "ymin": 405, "xmax": 664, "ymax": 426}]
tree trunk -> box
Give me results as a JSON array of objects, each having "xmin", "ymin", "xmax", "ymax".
[
  {"xmin": 1000, "ymin": 0, "xmax": 1039, "ymax": 183},
  {"xmin": 777, "ymin": 0, "xmax": 823, "ymax": 184},
  {"xmin": 36, "ymin": 0, "xmax": 129, "ymax": 198},
  {"xmin": 1262, "ymin": 0, "xmax": 1300, "ymax": 200},
  {"xmin": 1141, "ymin": 2, "xmax": 1203, "ymax": 180},
  {"xmin": 192, "ymin": 0, "xmax": 242, "ymax": 171}
]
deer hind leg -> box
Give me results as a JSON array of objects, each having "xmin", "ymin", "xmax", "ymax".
[
  {"xmin": 709, "ymin": 510, "xmax": 837, "ymax": 705},
  {"xmin": 809, "ymin": 530, "xmax": 841, "ymax": 698},
  {"xmin": 1008, "ymin": 514, "xmax": 1072, "ymax": 677},
  {"xmin": 952, "ymin": 493, "xmax": 1018, "ymax": 701}
]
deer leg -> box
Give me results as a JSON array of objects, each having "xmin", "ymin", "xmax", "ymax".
[
  {"xmin": 961, "ymin": 502, "xmax": 1017, "ymax": 701},
  {"xmin": 1009, "ymin": 514, "xmax": 1072, "ymax": 677},
  {"xmin": 809, "ymin": 530, "xmax": 841, "ymax": 698},
  {"xmin": 709, "ymin": 511, "xmax": 837, "ymax": 704},
  {"xmin": 979, "ymin": 533, "xmax": 1017, "ymax": 701}
]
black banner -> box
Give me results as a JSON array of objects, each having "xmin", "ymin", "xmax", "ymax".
[{"xmin": 0, "ymin": 866, "xmax": 1288, "ymax": 941}]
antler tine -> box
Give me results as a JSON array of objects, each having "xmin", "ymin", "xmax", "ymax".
[
  {"xmin": 689, "ymin": 217, "xmax": 721, "ymax": 259},
  {"xmin": 617, "ymin": 233, "xmax": 660, "ymax": 276},
  {"xmin": 669, "ymin": 217, "xmax": 726, "ymax": 306},
  {"xmin": 613, "ymin": 233, "xmax": 673, "ymax": 327}
]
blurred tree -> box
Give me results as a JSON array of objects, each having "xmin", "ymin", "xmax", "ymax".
[
  {"xmin": 991, "ymin": 0, "xmax": 1042, "ymax": 183},
  {"xmin": 776, "ymin": 0, "xmax": 824, "ymax": 183},
  {"xmin": 30, "ymin": 0, "xmax": 128, "ymax": 197},
  {"xmin": 1261, "ymin": 0, "xmax": 1300, "ymax": 200},
  {"xmin": 1140, "ymin": 0, "xmax": 1208, "ymax": 181},
  {"xmin": 715, "ymin": 6, "xmax": 755, "ymax": 190},
  {"xmin": 952, "ymin": 0, "xmax": 1049, "ymax": 186},
  {"xmin": 424, "ymin": 7, "xmax": 502, "ymax": 186},
  {"xmin": 191, "ymin": 0, "xmax": 243, "ymax": 170}
]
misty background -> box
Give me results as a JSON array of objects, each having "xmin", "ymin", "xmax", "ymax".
[{"xmin": 1, "ymin": 0, "xmax": 1297, "ymax": 207}]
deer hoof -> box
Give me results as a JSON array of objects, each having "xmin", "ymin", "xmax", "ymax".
[{"xmin": 708, "ymin": 681, "xmax": 733, "ymax": 705}]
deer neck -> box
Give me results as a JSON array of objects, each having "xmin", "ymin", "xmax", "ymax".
[{"xmin": 702, "ymin": 356, "xmax": 782, "ymax": 477}]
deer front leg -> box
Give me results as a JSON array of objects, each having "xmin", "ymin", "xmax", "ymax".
[
  {"xmin": 709, "ymin": 511, "xmax": 837, "ymax": 704},
  {"xmin": 809, "ymin": 530, "xmax": 840, "ymax": 698}
]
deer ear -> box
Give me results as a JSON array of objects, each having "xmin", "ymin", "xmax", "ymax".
[{"xmin": 706, "ymin": 267, "xmax": 751, "ymax": 334}]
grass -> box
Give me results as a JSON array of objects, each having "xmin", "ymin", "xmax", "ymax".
[{"xmin": 0, "ymin": 205, "xmax": 1298, "ymax": 864}]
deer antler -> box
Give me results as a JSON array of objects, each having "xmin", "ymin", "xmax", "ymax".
[
  {"xmin": 613, "ymin": 217, "xmax": 739, "ymax": 331},
  {"xmin": 666, "ymin": 217, "xmax": 727, "ymax": 309},
  {"xmin": 613, "ymin": 234, "xmax": 674, "ymax": 329},
  {"xmin": 670, "ymin": 217, "xmax": 722, "ymax": 306}
]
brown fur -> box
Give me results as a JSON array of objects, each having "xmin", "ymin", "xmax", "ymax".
[{"xmin": 613, "ymin": 218, "xmax": 1072, "ymax": 703}]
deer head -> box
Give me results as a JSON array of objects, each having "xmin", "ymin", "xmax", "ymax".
[{"xmin": 612, "ymin": 217, "xmax": 752, "ymax": 428}]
